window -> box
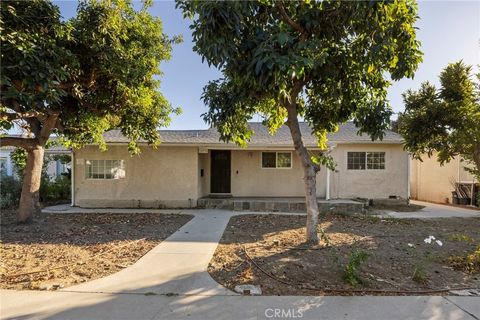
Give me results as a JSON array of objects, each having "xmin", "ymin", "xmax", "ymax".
[
  {"xmin": 86, "ymin": 160, "xmax": 125, "ymax": 179},
  {"xmin": 261, "ymin": 152, "xmax": 292, "ymax": 169},
  {"xmin": 347, "ymin": 152, "xmax": 366, "ymax": 170},
  {"xmin": 347, "ymin": 152, "xmax": 385, "ymax": 170},
  {"xmin": 367, "ymin": 152, "xmax": 385, "ymax": 170}
]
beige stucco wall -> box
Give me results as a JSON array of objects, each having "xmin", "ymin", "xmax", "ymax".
[
  {"xmin": 74, "ymin": 145, "xmax": 199, "ymax": 208},
  {"xmin": 73, "ymin": 143, "xmax": 408, "ymax": 208},
  {"xmin": 410, "ymin": 155, "xmax": 476, "ymax": 203},
  {"xmin": 229, "ymin": 150, "xmax": 327, "ymax": 197},
  {"xmin": 329, "ymin": 143, "xmax": 409, "ymax": 199},
  {"xmin": 196, "ymin": 149, "xmax": 327, "ymax": 197}
]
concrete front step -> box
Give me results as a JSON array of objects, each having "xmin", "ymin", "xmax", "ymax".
[{"xmin": 197, "ymin": 198, "xmax": 364, "ymax": 215}]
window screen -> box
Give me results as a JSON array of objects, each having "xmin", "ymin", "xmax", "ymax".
[{"xmin": 86, "ymin": 160, "xmax": 125, "ymax": 179}]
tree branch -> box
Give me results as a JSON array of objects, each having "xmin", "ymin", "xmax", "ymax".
[
  {"xmin": 0, "ymin": 136, "xmax": 38, "ymax": 149},
  {"xmin": 0, "ymin": 111, "xmax": 47, "ymax": 122},
  {"xmin": 277, "ymin": 1, "xmax": 307, "ymax": 39},
  {"xmin": 38, "ymin": 112, "xmax": 59, "ymax": 145}
]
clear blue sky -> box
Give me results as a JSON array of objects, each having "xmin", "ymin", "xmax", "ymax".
[{"xmin": 55, "ymin": 0, "xmax": 479, "ymax": 130}]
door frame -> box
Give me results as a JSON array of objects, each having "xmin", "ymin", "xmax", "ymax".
[{"xmin": 210, "ymin": 150, "xmax": 231, "ymax": 194}]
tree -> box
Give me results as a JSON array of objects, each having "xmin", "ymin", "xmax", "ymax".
[
  {"xmin": 177, "ymin": 0, "xmax": 422, "ymax": 244},
  {"xmin": 0, "ymin": 0, "xmax": 180, "ymax": 222},
  {"xmin": 399, "ymin": 61, "xmax": 480, "ymax": 179}
]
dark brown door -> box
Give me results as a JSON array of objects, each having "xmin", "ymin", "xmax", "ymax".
[{"xmin": 211, "ymin": 150, "xmax": 231, "ymax": 193}]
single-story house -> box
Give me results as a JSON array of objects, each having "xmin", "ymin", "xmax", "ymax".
[
  {"xmin": 71, "ymin": 122, "xmax": 409, "ymax": 208},
  {"xmin": 1, "ymin": 145, "xmax": 70, "ymax": 179}
]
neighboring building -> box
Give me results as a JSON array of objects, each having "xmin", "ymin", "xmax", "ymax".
[
  {"xmin": 410, "ymin": 154, "xmax": 477, "ymax": 204},
  {"xmin": 71, "ymin": 122, "xmax": 409, "ymax": 208},
  {"xmin": 0, "ymin": 145, "xmax": 71, "ymax": 179}
]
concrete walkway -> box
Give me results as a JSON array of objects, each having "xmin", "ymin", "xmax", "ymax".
[
  {"xmin": 378, "ymin": 200, "xmax": 480, "ymax": 219},
  {"xmin": 1, "ymin": 206, "xmax": 480, "ymax": 319}
]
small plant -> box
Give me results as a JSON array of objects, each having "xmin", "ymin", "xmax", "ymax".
[
  {"xmin": 448, "ymin": 233, "xmax": 474, "ymax": 243},
  {"xmin": 412, "ymin": 263, "xmax": 429, "ymax": 284},
  {"xmin": 343, "ymin": 250, "xmax": 369, "ymax": 287},
  {"xmin": 448, "ymin": 245, "xmax": 480, "ymax": 274}
]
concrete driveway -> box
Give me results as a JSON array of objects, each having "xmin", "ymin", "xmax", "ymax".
[
  {"xmin": 379, "ymin": 200, "xmax": 480, "ymax": 219},
  {"xmin": 1, "ymin": 207, "xmax": 480, "ymax": 320}
]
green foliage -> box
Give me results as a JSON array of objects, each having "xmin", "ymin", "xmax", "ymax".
[
  {"xmin": 0, "ymin": 174, "xmax": 22, "ymax": 208},
  {"xmin": 343, "ymin": 250, "xmax": 369, "ymax": 287},
  {"xmin": 399, "ymin": 61, "xmax": 480, "ymax": 180},
  {"xmin": 448, "ymin": 233, "xmax": 474, "ymax": 243},
  {"xmin": 1, "ymin": 0, "xmax": 181, "ymax": 153},
  {"xmin": 40, "ymin": 175, "xmax": 70, "ymax": 203},
  {"xmin": 10, "ymin": 148, "xmax": 27, "ymax": 177},
  {"xmin": 177, "ymin": 0, "xmax": 422, "ymax": 147},
  {"xmin": 412, "ymin": 263, "xmax": 428, "ymax": 284},
  {"xmin": 448, "ymin": 245, "xmax": 480, "ymax": 274}
]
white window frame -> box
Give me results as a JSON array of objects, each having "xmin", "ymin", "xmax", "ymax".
[
  {"xmin": 261, "ymin": 151, "xmax": 292, "ymax": 169},
  {"xmin": 346, "ymin": 151, "xmax": 386, "ymax": 171},
  {"xmin": 85, "ymin": 159, "xmax": 126, "ymax": 180}
]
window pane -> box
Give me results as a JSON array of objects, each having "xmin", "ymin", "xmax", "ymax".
[
  {"xmin": 262, "ymin": 152, "xmax": 276, "ymax": 168},
  {"xmin": 347, "ymin": 152, "xmax": 366, "ymax": 170},
  {"xmin": 367, "ymin": 152, "xmax": 385, "ymax": 169},
  {"xmin": 85, "ymin": 159, "xmax": 125, "ymax": 179},
  {"xmin": 277, "ymin": 152, "xmax": 292, "ymax": 168}
]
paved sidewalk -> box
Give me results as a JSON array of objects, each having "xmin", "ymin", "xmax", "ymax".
[
  {"xmin": 378, "ymin": 200, "xmax": 480, "ymax": 219},
  {"xmin": 1, "ymin": 289, "xmax": 479, "ymax": 319},
  {"xmin": 2, "ymin": 206, "xmax": 480, "ymax": 319}
]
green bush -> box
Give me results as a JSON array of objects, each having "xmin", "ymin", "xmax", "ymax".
[
  {"xmin": 343, "ymin": 250, "xmax": 369, "ymax": 287},
  {"xmin": 0, "ymin": 174, "xmax": 22, "ymax": 209},
  {"xmin": 40, "ymin": 175, "xmax": 71, "ymax": 203}
]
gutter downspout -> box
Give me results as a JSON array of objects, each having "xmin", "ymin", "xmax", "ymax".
[
  {"xmin": 326, "ymin": 167, "xmax": 330, "ymax": 200},
  {"xmin": 407, "ymin": 153, "xmax": 411, "ymax": 202},
  {"xmin": 71, "ymin": 149, "xmax": 75, "ymax": 207}
]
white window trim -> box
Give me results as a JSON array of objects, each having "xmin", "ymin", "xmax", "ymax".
[
  {"xmin": 261, "ymin": 151, "xmax": 293, "ymax": 169},
  {"xmin": 85, "ymin": 159, "xmax": 126, "ymax": 180},
  {"xmin": 346, "ymin": 151, "xmax": 386, "ymax": 171}
]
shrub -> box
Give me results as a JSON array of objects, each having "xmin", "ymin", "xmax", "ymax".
[
  {"xmin": 448, "ymin": 245, "xmax": 480, "ymax": 274},
  {"xmin": 412, "ymin": 264, "xmax": 428, "ymax": 284},
  {"xmin": 343, "ymin": 250, "xmax": 369, "ymax": 287},
  {"xmin": 40, "ymin": 175, "xmax": 71, "ymax": 204},
  {"xmin": 0, "ymin": 174, "xmax": 22, "ymax": 209}
]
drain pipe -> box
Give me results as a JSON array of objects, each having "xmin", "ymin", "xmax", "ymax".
[
  {"xmin": 71, "ymin": 149, "xmax": 75, "ymax": 207},
  {"xmin": 326, "ymin": 168, "xmax": 331, "ymax": 200}
]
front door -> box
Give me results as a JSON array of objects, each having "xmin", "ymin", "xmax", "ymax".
[{"xmin": 210, "ymin": 150, "xmax": 231, "ymax": 194}]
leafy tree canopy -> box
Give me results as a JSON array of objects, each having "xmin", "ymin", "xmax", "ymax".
[
  {"xmin": 399, "ymin": 61, "xmax": 480, "ymax": 178},
  {"xmin": 177, "ymin": 0, "xmax": 422, "ymax": 148},
  {"xmin": 1, "ymin": 0, "xmax": 181, "ymax": 152}
]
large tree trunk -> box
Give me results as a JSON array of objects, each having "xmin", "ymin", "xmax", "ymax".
[
  {"xmin": 286, "ymin": 106, "xmax": 320, "ymax": 245},
  {"xmin": 17, "ymin": 145, "xmax": 45, "ymax": 223}
]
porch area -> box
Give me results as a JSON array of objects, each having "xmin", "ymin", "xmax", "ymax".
[{"xmin": 197, "ymin": 196, "xmax": 365, "ymax": 215}]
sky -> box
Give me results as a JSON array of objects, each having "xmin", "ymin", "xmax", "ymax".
[{"xmin": 55, "ymin": 0, "xmax": 480, "ymax": 130}]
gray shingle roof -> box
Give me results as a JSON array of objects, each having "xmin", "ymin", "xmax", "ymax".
[{"xmin": 103, "ymin": 122, "xmax": 403, "ymax": 147}]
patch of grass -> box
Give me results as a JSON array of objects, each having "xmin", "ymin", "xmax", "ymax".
[
  {"xmin": 412, "ymin": 264, "xmax": 429, "ymax": 284},
  {"xmin": 144, "ymin": 292, "xmax": 157, "ymax": 296},
  {"xmin": 448, "ymin": 245, "xmax": 480, "ymax": 274},
  {"xmin": 343, "ymin": 250, "xmax": 369, "ymax": 287},
  {"xmin": 448, "ymin": 233, "xmax": 474, "ymax": 243}
]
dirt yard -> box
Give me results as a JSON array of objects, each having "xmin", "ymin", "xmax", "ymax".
[
  {"xmin": 208, "ymin": 214, "xmax": 480, "ymax": 295},
  {"xmin": 0, "ymin": 210, "xmax": 192, "ymax": 290}
]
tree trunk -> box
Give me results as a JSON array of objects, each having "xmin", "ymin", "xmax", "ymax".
[
  {"xmin": 17, "ymin": 146, "xmax": 45, "ymax": 223},
  {"xmin": 286, "ymin": 107, "xmax": 320, "ymax": 245}
]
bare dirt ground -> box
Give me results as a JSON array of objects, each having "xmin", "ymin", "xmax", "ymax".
[
  {"xmin": 369, "ymin": 203, "xmax": 425, "ymax": 212},
  {"xmin": 208, "ymin": 214, "xmax": 480, "ymax": 296},
  {"xmin": 0, "ymin": 210, "xmax": 192, "ymax": 290}
]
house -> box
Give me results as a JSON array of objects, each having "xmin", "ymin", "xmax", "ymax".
[
  {"xmin": 410, "ymin": 154, "xmax": 478, "ymax": 205},
  {"xmin": 71, "ymin": 122, "xmax": 409, "ymax": 209},
  {"xmin": 0, "ymin": 145, "xmax": 71, "ymax": 179}
]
